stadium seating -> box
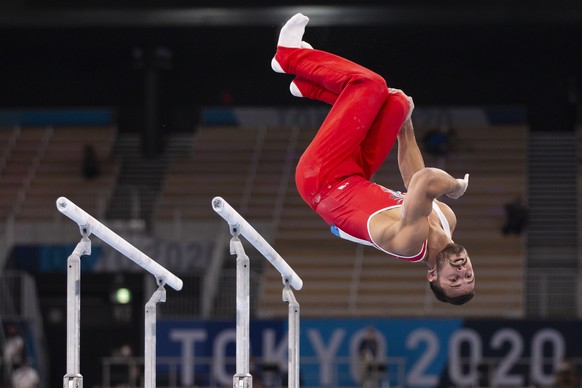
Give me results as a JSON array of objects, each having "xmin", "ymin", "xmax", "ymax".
[{"xmin": 0, "ymin": 125, "xmax": 119, "ymax": 222}]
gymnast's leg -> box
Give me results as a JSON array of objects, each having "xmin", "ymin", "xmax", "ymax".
[
  {"xmin": 272, "ymin": 15, "xmax": 390, "ymax": 206},
  {"xmin": 272, "ymin": 14, "xmax": 413, "ymax": 206},
  {"xmin": 292, "ymin": 75, "xmax": 413, "ymax": 179}
]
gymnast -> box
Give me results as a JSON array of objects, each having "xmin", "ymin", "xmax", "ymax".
[{"xmin": 271, "ymin": 13, "xmax": 474, "ymax": 305}]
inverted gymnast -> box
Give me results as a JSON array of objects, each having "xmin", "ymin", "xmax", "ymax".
[{"xmin": 272, "ymin": 13, "xmax": 474, "ymax": 305}]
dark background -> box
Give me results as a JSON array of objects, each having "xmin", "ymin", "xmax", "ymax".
[{"xmin": 0, "ymin": 1, "xmax": 581, "ymax": 134}]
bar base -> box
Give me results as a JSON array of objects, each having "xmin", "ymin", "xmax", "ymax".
[
  {"xmin": 233, "ymin": 374, "xmax": 253, "ymax": 388},
  {"xmin": 63, "ymin": 374, "xmax": 83, "ymax": 388}
]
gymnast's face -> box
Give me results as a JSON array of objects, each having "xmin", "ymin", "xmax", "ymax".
[
  {"xmin": 437, "ymin": 252, "xmax": 475, "ymax": 298},
  {"xmin": 429, "ymin": 243, "xmax": 475, "ymax": 305}
]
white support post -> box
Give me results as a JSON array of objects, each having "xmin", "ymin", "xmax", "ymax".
[
  {"xmin": 211, "ymin": 196, "xmax": 303, "ymax": 291},
  {"xmin": 144, "ymin": 285, "xmax": 166, "ymax": 388},
  {"xmin": 63, "ymin": 236, "xmax": 91, "ymax": 388},
  {"xmin": 283, "ymin": 286, "xmax": 300, "ymax": 388},
  {"xmin": 231, "ymin": 237, "xmax": 253, "ymax": 388},
  {"xmin": 56, "ymin": 197, "xmax": 183, "ymax": 291},
  {"xmin": 213, "ymin": 196, "xmax": 303, "ymax": 388}
]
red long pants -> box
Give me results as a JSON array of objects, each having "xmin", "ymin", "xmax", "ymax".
[{"xmin": 274, "ymin": 47, "xmax": 410, "ymax": 209}]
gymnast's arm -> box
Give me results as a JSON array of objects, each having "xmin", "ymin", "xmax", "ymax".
[
  {"xmin": 397, "ymin": 118, "xmax": 425, "ymax": 189},
  {"xmin": 397, "ymin": 119, "xmax": 469, "ymax": 225}
]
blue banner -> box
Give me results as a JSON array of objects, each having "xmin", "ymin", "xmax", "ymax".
[{"xmin": 155, "ymin": 318, "xmax": 582, "ymax": 388}]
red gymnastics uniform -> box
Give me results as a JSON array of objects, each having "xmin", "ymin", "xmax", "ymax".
[{"xmin": 273, "ymin": 47, "xmax": 435, "ymax": 261}]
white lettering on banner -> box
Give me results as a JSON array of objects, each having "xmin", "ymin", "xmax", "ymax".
[
  {"xmin": 491, "ymin": 329, "xmax": 524, "ymax": 386},
  {"xmin": 169, "ymin": 329, "xmax": 207, "ymax": 386},
  {"xmin": 214, "ymin": 329, "xmax": 237, "ymax": 386},
  {"xmin": 163, "ymin": 324, "xmax": 570, "ymax": 387},
  {"xmin": 406, "ymin": 329, "xmax": 439, "ymax": 387},
  {"xmin": 530, "ymin": 329, "xmax": 564, "ymax": 386},
  {"xmin": 263, "ymin": 329, "xmax": 289, "ymax": 372},
  {"xmin": 446, "ymin": 327, "xmax": 567, "ymax": 388},
  {"xmin": 448, "ymin": 329, "xmax": 482, "ymax": 386},
  {"xmin": 307, "ymin": 328, "xmax": 346, "ymax": 386}
]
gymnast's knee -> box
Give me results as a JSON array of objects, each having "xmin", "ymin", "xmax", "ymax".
[{"xmin": 352, "ymin": 73, "xmax": 389, "ymax": 100}]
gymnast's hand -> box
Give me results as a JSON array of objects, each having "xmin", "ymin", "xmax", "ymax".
[{"xmin": 447, "ymin": 173, "xmax": 469, "ymax": 199}]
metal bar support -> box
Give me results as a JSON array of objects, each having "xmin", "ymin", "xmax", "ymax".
[
  {"xmin": 144, "ymin": 284, "xmax": 167, "ymax": 388},
  {"xmin": 283, "ymin": 286, "xmax": 300, "ymax": 388},
  {"xmin": 231, "ymin": 236, "xmax": 253, "ymax": 388},
  {"xmin": 63, "ymin": 236, "xmax": 91, "ymax": 388}
]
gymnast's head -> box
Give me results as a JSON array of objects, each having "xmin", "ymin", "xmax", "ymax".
[{"xmin": 427, "ymin": 243, "xmax": 475, "ymax": 305}]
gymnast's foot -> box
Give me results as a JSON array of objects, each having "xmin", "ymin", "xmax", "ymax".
[
  {"xmin": 290, "ymin": 81, "xmax": 303, "ymax": 97},
  {"xmin": 271, "ymin": 13, "xmax": 310, "ymax": 73},
  {"xmin": 277, "ymin": 13, "xmax": 309, "ymax": 48}
]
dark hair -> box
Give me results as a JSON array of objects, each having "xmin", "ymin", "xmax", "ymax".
[
  {"xmin": 429, "ymin": 280, "xmax": 475, "ymax": 305},
  {"xmin": 435, "ymin": 243, "xmax": 466, "ymax": 266}
]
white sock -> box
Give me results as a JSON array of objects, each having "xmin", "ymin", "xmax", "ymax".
[
  {"xmin": 271, "ymin": 58, "xmax": 285, "ymax": 73},
  {"xmin": 277, "ymin": 13, "xmax": 309, "ymax": 48},
  {"xmin": 290, "ymin": 81, "xmax": 303, "ymax": 97}
]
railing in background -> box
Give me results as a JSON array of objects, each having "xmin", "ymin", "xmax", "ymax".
[
  {"xmin": 0, "ymin": 216, "xmax": 14, "ymax": 275},
  {"xmin": 98, "ymin": 353, "xmax": 579, "ymax": 388},
  {"xmin": 108, "ymin": 237, "xmax": 581, "ymax": 320},
  {"xmin": 526, "ymin": 269, "xmax": 579, "ymax": 318},
  {"xmin": 270, "ymin": 126, "xmax": 300, "ymax": 242},
  {"xmin": 98, "ymin": 355, "xmax": 406, "ymax": 388},
  {"xmin": 201, "ymin": 128, "xmax": 266, "ymax": 319},
  {"xmin": 0, "ymin": 126, "xmax": 21, "ymax": 177},
  {"xmin": 0, "ymin": 270, "xmax": 49, "ymax": 388},
  {"xmin": 12, "ymin": 126, "xmax": 53, "ymax": 218}
]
